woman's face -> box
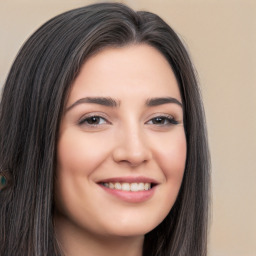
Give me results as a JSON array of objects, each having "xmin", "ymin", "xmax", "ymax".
[{"xmin": 55, "ymin": 44, "xmax": 186, "ymax": 238}]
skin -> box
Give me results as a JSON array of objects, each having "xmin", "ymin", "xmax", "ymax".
[{"xmin": 54, "ymin": 44, "xmax": 187, "ymax": 256}]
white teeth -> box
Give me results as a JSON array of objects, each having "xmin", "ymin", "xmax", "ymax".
[
  {"xmin": 130, "ymin": 183, "xmax": 138, "ymax": 191},
  {"xmin": 144, "ymin": 183, "xmax": 150, "ymax": 190},
  {"xmin": 114, "ymin": 182, "xmax": 122, "ymax": 190},
  {"xmin": 122, "ymin": 183, "xmax": 130, "ymax": 191},
  {"xmin": 138, "ymin": 183, "xmax": 144, "ymax": 191},
  {"xmin": 102, "ymin": 182, "xmax": 151, "ymax": 191}
]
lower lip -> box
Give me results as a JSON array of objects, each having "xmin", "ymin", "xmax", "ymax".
[{"xmin": 99, "ymin": 184, "xmax": 157, "ymax": 203}]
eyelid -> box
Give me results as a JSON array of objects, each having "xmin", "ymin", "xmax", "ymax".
[
  {"xmin": 78, "ymin": 112, "xmax": 112, "ymax": 126},
  {"xmin": 145, "ymin": 113, "xmax": 179, "ymax": 125},
  {"xmin": 76, "ymin": 112, "xmax": 181, "ymax": 128}
]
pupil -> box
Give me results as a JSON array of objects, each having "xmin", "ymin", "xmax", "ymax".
[
  {"xmin": 154, "ymin": 117, "xmax": 164, "ymax": 124},
  {"xmin": 88, "ymin": 117, "xmax": 99, "ymax": 124}
]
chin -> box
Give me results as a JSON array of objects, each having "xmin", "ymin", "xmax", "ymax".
[{"xmin": 99, "ymin": 216, "xmax": 163, "ymax": 238}]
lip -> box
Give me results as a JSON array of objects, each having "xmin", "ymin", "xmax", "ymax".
[
  {"xmin": 97, "ymin": 176, "xmax": 159, "ymax": 184},
  {"xmin": 97, "ymin": 176, "xmax": 158, "ymax": 203}
]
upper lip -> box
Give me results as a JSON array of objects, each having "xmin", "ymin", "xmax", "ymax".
[{"xmin": 97, "ymin": 176, "xmax": 159, "ymax": 184}]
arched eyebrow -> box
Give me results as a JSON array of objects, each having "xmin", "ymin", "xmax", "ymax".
[
  {"xmin": 146, "ymin": 97, "xmax": 182, "ymax": 107},
  {"xmin": 66, "ymin": 97, "xmax": 120, "ymax": 112},
  {"xmin": 66, "ymin": 96, "xmax": 182, "ymax": 112}
]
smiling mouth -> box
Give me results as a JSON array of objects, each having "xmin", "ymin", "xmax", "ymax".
[
  {"xmin": 100, "ymin": 182, "xmax": 153, "ymax": 192},
  {"xmin": 98, "ymin": 177, "xmax": 158, "ymax": 202}
]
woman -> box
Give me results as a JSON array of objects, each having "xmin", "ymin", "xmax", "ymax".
[{"xmin": 0, "ymin": 3, "xmax": 210, "ymax": 256}]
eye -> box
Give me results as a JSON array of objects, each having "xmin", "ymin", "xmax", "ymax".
[
  {"xmin": 78, "ymin": 115, "xmax": 109, "ymax": 126},
  {"xmin": 146, "ymin": 115, "xmax": 179, "ymax": 126}
]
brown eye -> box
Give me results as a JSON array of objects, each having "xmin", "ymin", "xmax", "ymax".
[
  {"xmin": 79, "ymin": 116, "xmax": 108, "ymax": 126},
  {"xmin": 147, "ymin": 115, "xmax": 179, "ymax": 126},
  {"xmin": 152, "ymin": 117, "xmax": 167, "ymax": 124},
  {"xmin": 86, "ymin": 116, "xmax": 101, "ymax": 124}
]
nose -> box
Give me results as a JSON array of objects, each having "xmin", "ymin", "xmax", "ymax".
[{"xmin": 112, "ymin": 125, "xmax": 152, "ymax": 167}]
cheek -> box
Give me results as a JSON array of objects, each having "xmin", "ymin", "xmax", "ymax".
[
  {"xmin": 152, "ymin": 129, "xmax": 187, "ymax": 208},
  {"xmin": 153, "ymin": 129, "xmax": 187, "ymax": 179},
  {"xmin": 137, "ymin": 129, "xmax": 186, "ymax": 230},
  {"xmin": 57, "ymin": 130, "xmax": 109, "ymax": 176},
  {"xmin": 55, "ymin": 130, "xmax": 110, "ymax": 229},
  {"xmin": 55, "ymin": 130, "xmax": 106, "ymax": 210}
]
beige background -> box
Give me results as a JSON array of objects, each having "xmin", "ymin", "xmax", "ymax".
[{"xmin": 0, "ymin": 0, "xmax": 255, "ymax": 255}]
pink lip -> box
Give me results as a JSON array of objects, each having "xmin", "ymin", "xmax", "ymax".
[
  {"xmin": 97, "ymin": 176, "xmax": 158, "ymax": 203},
  {"xmin": 99, "ymin": 184, "xmax": 157, "ymax": 203}
]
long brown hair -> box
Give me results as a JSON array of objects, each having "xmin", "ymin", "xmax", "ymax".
[{"xmin": 0, "ymin": 3, "xmax": 210, "ymax": 255}]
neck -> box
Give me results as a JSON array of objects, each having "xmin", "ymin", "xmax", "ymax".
[{"xmin": 54, "ymin": 214, "xmax": 144, "ymax": 256}]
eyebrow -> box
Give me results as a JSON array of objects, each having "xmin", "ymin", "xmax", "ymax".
[
  {"xmin": 66, "ymin": 97, "xmax": 120, "ymax": 112},
  {"xmin": 146, "ymin": 97, "xmax": 182, "ymax": 107},
  {"xmin": 66, "ymin": 96, "xmax": 182, "ymax": 112}
]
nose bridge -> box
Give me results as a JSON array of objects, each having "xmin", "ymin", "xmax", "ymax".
[
  {"xmin": 126, "ymin": 123, "xmax": 145, "ymax": 151},
  {"xmin": 113, "ymin": 118, "xmax": 151, "ymax": 166}
]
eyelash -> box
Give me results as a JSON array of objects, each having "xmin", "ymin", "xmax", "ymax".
[
  {"xmin": 146, "ymin": 115, "xmax": 179, "ymax": 126},
  {"xmin": 78, "ymin": 114, "xmax": 179, "ymax": 128},
  {"xmin": 78, "ymin": 115, "xmax": 109, "ymax": 126}
]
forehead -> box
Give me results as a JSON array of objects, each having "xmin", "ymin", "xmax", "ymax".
[{"xmin": 67, "ymin": 44, "xmax": 181, "ymax": 105}]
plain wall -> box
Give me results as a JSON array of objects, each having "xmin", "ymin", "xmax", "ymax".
[{"xmin": 0, "ymin": 1, "xmax": 255, "ymax": 255}]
